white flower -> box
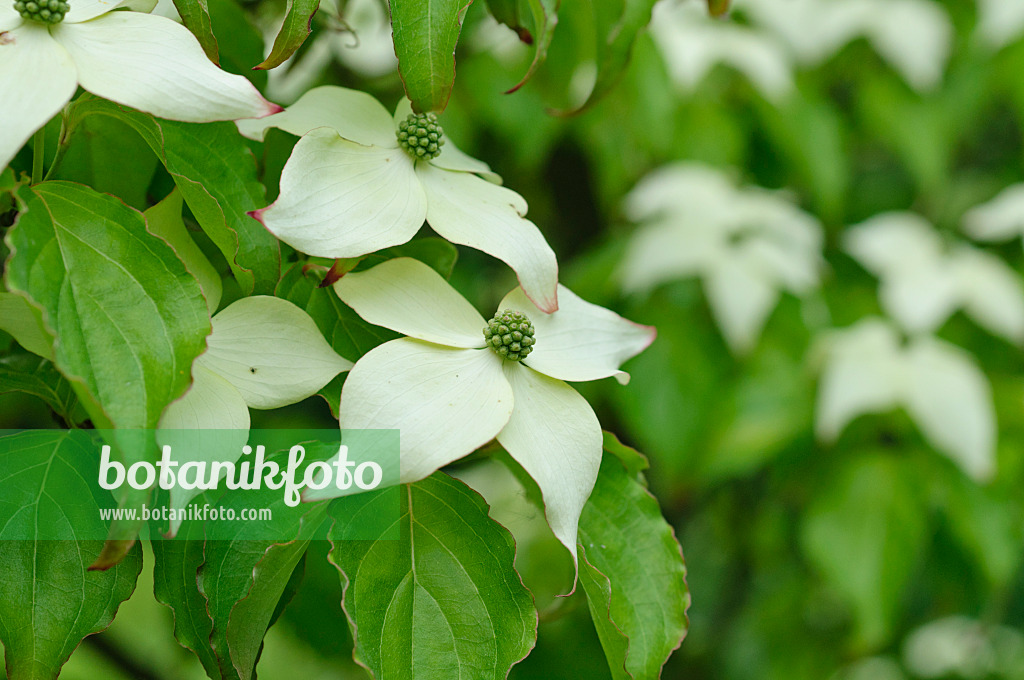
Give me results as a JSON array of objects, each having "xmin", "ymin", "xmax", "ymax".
[
  {"xmin": 311, "ymin": 257, "xmax": 654, "ymax": 566},
  {"xmin": 158, "ymin": 295, "xmax": 353, "ymax": 535},
  {"xmin": 815, "ymin": 318, "xmax": 996, "ymax": 481},
  {"xmin": 0, "ymin": 0, "xmax": 280, "ymax": 170},
  {"xmin": 649, "ymin": 0, "xmax": 794, "ymax": 101},
  {"xmin": 975, "ymin": 0, "xmax": 1024, "ymax": 49},
  {"xmin": 733, "ymin": 0, "xmax": 952, "ymax": 91},
  {"xmin": 963, "ymin": 183, "xmax": 1024, "ymax": 247},
  {"xmin": 239, "ymin": 85, "xmax": 560, "ymax": 312},
  {"xmin": 903, "ymin": 616, "xmax": 1024, "ymax": 678},
  {"xmin": 844, "ymin": 212, "xmax": 1024, "ymax": 343},
  {"xmin": 618, "ymin": 163, "xmax": 824, "ymax": 353}
]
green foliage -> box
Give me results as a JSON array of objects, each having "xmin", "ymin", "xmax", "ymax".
[
  {"xmin": 257, "ymin": 0, "xmax": 322, "ymax": 70},
  {"xmin": 579, "ymin": 453, "xmax": 689, "ymax": 679},
  {"xmin": 3, "ymin": 0, "xmax": 1024, "ymax": 678},
  {"xmin": 0, "ymin": 431, "xmax": 143, "ymax": 680},
  {"xmin": 5, "ymin": 182, "xmax": 210, "ymax": 432},
  {"xmin": 389, "ymin": 0, "xmax": 466, "ymax": 112},
  {"xmin": 58, "ymin": 96, "xmax": 280, "ymax": 296},
  {"xmin": 328, "ymin": 473, "xmax": 538, "ymax": 679}
]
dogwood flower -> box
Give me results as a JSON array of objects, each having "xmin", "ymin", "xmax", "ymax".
[
  {"xmin": 731, "ymin": 0, "xmax": 952, "ymax": 91},
  {"xmin": 618, "ymin": 163, "xmax": 823, "ymax": 353},
  {"xmin": 0, "ymin": 0, "xmax": 280, "ymax": 171},
  {"xmin": 844, "ymin": 212, "xmax": 1024, "ymax": 343},
  {"xmin": 974, "ymin": 0, "xmax": 1024, "ymax": 49},
  {"xmin": 816, "ymin": 318, "xmax": 995, "ymax": 480},
  {"xmin": 649, "ymin": 0, "xmax": 794, "ymax": 101},
  {"xmin": 310, "ymin": 257, "xmax": 654, "ymax": 565},
  {"xmin": 963, "ymin": 183, "xmax": 1024, "ymax": 248},
  {"xmin": 158, "ymin": 295, "xmax": 352, "ymax": 535},
  {"xmin": 238, "ymin": 85, "xmax": 560, "ymax": 312}
]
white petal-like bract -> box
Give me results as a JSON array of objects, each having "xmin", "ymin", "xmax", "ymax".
[
  {"xmin": 335, "ymin": 258, "xmax": 488, "ymax": 349},
  {"xmin": 198, "ymin": 295, "xmax": 352, "ymax": 409},
  {"xmin": 338, "ymin": 339, "xmax": 514, "ymax": 482},
  {"xmin": 497, "ymin": 363, "xmax": 602, "ymax": 569},
  {"xmin": 236, "ymin": 84, "xmax": 397, "ymax": 146},
  {"xmin": 815, "ymin": 319, "xmax": 996, "ymax": 480},
  {"xmin": 498, "ymin": 286, "xmax": 655, "ymax": 385},
  {"xmin": 846, "ymin": 212, "xmax": 1024, "ymax": 343},
  {"xmin": 620, "ymin": 163, "xmax": 823, "ymax": 353},
  {"xmin": 963, "ymin": 184, "xmax": 1024, "ymax": 244},
  {"xmin": 0, "ymin": 24, "xmax": 78, "ymax": 170},
  {"xmin": 255, "ymin": 128, "xmax": 427, "ymax": 258},
  {"xmin": 419, "ymin": 162, "xmax": 560, "ymax": 313},
  {"xmin": 52, "ymin": 12, "xmax": 278, "ymax": 123}
]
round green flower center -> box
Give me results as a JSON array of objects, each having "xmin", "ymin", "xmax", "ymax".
[
  {"xmin": 14, "ymin": 0, "xmax": 69, "ymax": 23},
  {"xmin": 483, "ymin": 310, "xmax": 536, "ymax": 362},
  {"xmin": 396, "ymin": 113, "xmax": 445, "ymax": 160}
]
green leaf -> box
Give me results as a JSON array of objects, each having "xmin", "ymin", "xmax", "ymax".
[
  {"xmin": 4, "ymin": 182, "xmax": 210, "ymax": 432},
  {"xmin": 506, "ymin": 0, "xmax": 559, "ymax": 94},
  {"xmin": 800, "ymin": 454, "xmax": 928, "ymax": 649},
  {"xmin": 153, "ymin": 448, "xmax": 332, "ymax": 680},
  {"xmin": 0, "ymin": 353, "xmax": 83, "ymax": 425},
  {"xmin": 389, "ymin": 0, "xmax": 466, "ymax": 112},
  {"xmin": 60, "ymin": 96, "xmax": 281, "ymax": 295},
  {"xmin": 4, "ymin": 181, "xmax": 211, "ymax": 563},
  {"xmin": 174, "ymin": 0, "xmax": 220, "ymax": 63},
  {"xmin": 145, "ymin": 189, "xmax": 223, "ymax": 316},
  {"xmin": 578, "ymin": 452, "xmax": 689, "ymax": 680},
  {"xmin": 328, "ymin": 473, "xmax": 538, "ymax": 679},
  {"xmin": 151, "ymin": 515, "xmax": 220, "ymax": 680},
  {"xmin": 938, "ymin": 467, "xmax": 1023, "ymax": 589},
  {"xmin": 208, "ymin": 0, "xmax": 269, "ymax": 90},
  {"xmin": 485, "ymin": 0, "xmax": 525, "ymax": 34},
  {"xmin": 0, "ymin": 430, "xmax": 143, "ymax": 680},
  {"xmin": 601, "ymin": 430, "xmax": 649, "ymax": 478},
  {"xmin": 0, "ymin": 291, "xmax": 54, "ymax": 360},
  {"xmin": 200, "ymin": 488, "xmax": 328, "ymax": 680},
  {"xmin": 257, "ymin": 0, "xmax": 321, "ymax": 70},
  {"xmin": 561, "ymin": 0, "xmax": 658, "ymax": 115},
  {"xmin": 48, "ymin": 111, "xmax": 160, "ymax": 212}
]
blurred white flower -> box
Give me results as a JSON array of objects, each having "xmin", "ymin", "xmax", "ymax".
[
  {"xmin": 844, "ymin": 212, "xmax": 1024, "ymax": 343},
  {"xmin": 311, "ymin": 257, "xmax": 654, "ymax": 568},
  {"xmin": 737, "ymin": 0, "xmax": 952, "ymax": 91},
  {"xmin": 963, "ymin": 183, "xmax": 1024, "ymax": 248},
  {"xmin": 618, "ymin": 163, "xmax": 824, "ymax": 354},
  {"xmin": 975, "ymin": 0, "xmax": 1024, "ymax": 50},
  {"xmin": 650, "ymin": 0, "xmax": 795, "ymax": 101},
  {"xmin": 816, "ymin": 318, "xmax": 996, "ymax": 480},
  {"xmin": 903, "ymin": 616, "xmax": 1024, "ymax": 678}
]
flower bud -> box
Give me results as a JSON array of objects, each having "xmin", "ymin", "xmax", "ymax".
[
  {"xmin": 396, "ymin": 112, "xmax": 445, "ymax": 161},
  {"xmin": 483, "ymin": 310, "xmax": 536, "ymax": 362},
  {"xmin": 14, "ymin": 0, "xmax": 69, "ymax": 23}
]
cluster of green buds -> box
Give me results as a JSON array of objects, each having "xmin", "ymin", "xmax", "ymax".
[
  {"xmin": 396, "ymin": 112, "xmax": 445, "ymax": 160},
  {"xmin": 14, "ymin": 0, "xmax": 69, "ymax": 23},
  {"xmin": 484, "ymin": 310, "xmax": 536, "ymax": 362}
]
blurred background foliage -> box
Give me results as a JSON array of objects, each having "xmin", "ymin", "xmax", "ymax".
[{"xmin": 3, "ymin": 0, "xmax": 1024, "ymax": 678}]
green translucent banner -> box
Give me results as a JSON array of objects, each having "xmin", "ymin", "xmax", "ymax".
[{"xmin": 0, "ymin": 429, "xmax": 400, "ymax": 541}]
